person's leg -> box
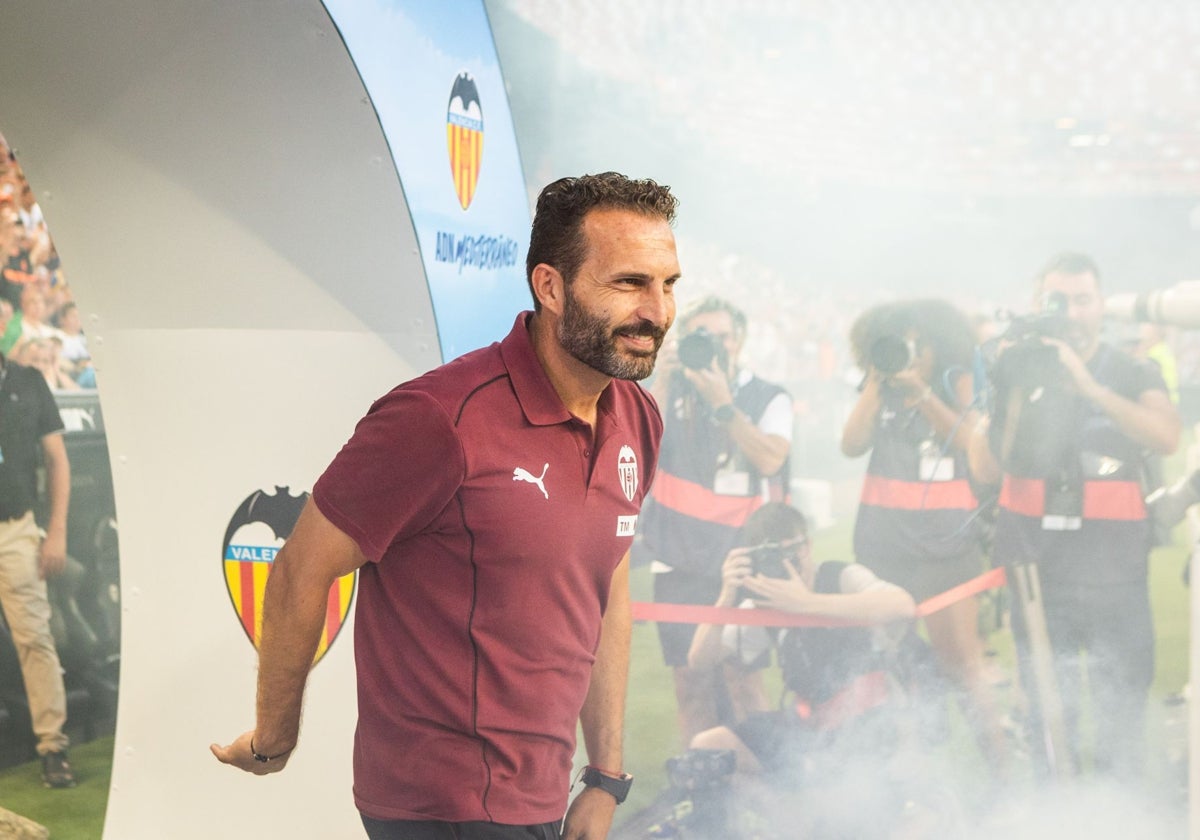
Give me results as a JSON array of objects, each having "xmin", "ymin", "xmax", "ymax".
[
  {"xmin": 0, "ymin": 513, "xmax": 68, "ymax": 757},
  {"xmin": 923, "ymin": 597, "xmax": 1008, "ymax": 770},
  {"xmin": 1087, "ymin": 586, "xmax": 1154, "ymax": 781},
  {"xmin": 691, "ymin": 724, "xmax": 764, "ymax": 775},
  {"xmin": 655, "ymin": 570, "xmax": 724, "ymax": 746}
]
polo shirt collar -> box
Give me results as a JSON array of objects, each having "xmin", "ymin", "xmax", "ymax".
[
  {"xmin": 500, "ymin": 312, "xmax": 629, "ymax": 433},
  {"xmin": 501, "ymin": 312, "xmax": 574, "ymax": 426}
]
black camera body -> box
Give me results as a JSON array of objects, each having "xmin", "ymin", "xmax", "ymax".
[
  {"xmin": 986, "ymin": 291, "xmax": 1072, "ymax": 391},
  {"xmin": 665, "ymin": 748, "xmax": 736, "ymax": 792},
  {"xmin": 747, "ymin": 541, "xmax": 792, "ymax": 579},
  {"xmin": 677, "ymin": 327, "xmax": 729, "ymax": 373}
]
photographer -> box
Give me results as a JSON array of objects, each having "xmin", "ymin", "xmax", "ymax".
[
  {"xmin": 841, "ymin": 298, "xmax": 1007, "ymax": 769},
  {"xmin": 640, "ymin": 296, "xmax": 793, "ymax": 746},
  {"xmin": 969, "ymin": 252, "xmax": 1181, "ymax": 781},
  {"xmin": 686, "ymin": 503, "xmax": 915, "ymax": 835}
]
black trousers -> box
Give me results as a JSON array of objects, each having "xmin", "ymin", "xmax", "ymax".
[{"xmin": 360, "ymin": 816, "xmax": 561, "ymax": 840}]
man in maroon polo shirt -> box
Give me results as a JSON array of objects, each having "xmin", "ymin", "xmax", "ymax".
[{"xmin": 214, "ymin": 172, "xmax": 681, "ymax": 840}]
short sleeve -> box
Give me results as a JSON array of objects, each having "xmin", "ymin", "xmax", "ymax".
[
  {"xmin": 313, "ymin": 389, "xmax": 465, "ymax": 563},
  {"xmin": 756, "ymin": 391, "xmax": 794, "ymax": 441},
  {"xmin": 31, "ymin": 371, "xmax": 64, "ymax": 438}
]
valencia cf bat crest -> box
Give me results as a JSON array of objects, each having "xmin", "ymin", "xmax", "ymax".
[
  {"xmin": 221, "ymin": 486, "xmax": 356, "ymax": 665},
  {"xmin": 446, "ymin": 71, "xmax": 484, "ymax": 210}
]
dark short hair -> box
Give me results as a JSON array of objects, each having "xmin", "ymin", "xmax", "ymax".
[
  {"xmin": 681, "ymin": 295, "xmax": 748, "ymax": 340},
  {"xmin": 525, "ymin": 172, "xmax": 678, "ymax": 310},
  {"xmin": 737, "ymin": 502, "xmax": 808, "ymax": 547},
  {"xmin": 1037, "ymin": 252, "xmax": 1101, "ymax": 289}
]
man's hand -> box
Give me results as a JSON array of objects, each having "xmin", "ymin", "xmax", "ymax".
[
  {"xmin": 1042, "ymin": 337, "xmax": 1102, "ymax": 399},
  {"xmin": 741, "ymin": 559, "xmax": 810, "ymax": 613},
  {"xmin": 38, "ymin": 527, "xmax": 67, "ymax": 579},
  {"xmin": 210, "ymin": 731, "xmax": 293, "ymax": 776},
  {"xmin": 681, "ymin": 357, "xmax": 733, "ymax": 409},
  {"xmin": 717, "ymin": 547, "xmax": 754, "ymax": 605},
  {"xmin": 562, "ymin": 785, "xmax": 618, "ymax": 840},
  {"xmin": 887, "ymin": 367, "xmax": 929, "ymax": 401}
]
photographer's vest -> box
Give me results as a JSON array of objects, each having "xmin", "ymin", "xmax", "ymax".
[
  {"xmin": 779, "ymin": 561, "xmax": 889, "ymax": 730},
  {"xmin": 992, "ymin": 343, "xmax": 1162, "ymax": 588},
  {"xmin": 853, "ymin": 386, "xmax": 980, "ymax": 564},
  {"xmin": 641, "ymin": 374, "xmax": 790, "ymax": 577}
]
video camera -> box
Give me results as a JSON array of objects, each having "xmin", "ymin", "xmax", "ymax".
[
  {"xmin": 983, "ymin": 290, "xmax": 1072, "ymax": 391},
  {"xmin": 676, "ymin": 327, "xmax": 729, "ymax": 373}
]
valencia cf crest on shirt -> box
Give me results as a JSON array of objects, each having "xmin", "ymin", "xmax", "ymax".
[{"xmin": 618, "ymin": 445, "xmax": 638, "ymax": 502}]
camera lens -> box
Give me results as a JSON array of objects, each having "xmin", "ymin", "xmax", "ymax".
[
  {"xmin": 869, "ymin": 334, "xmax": 912, "ymax": 376},
  {"xmin": 678, "ymin": 329, "xmax": 718, "ymax": 371}
]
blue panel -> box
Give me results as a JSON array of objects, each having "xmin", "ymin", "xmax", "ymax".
[{"xmin": 323, "ymin": 0, "xmax": 532, "ymax": 361}]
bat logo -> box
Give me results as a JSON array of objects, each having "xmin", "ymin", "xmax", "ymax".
[
  {"xmin": 446, "ymin": 71, "xmax": 484, "ymax": 210},
  {"xmin": 221, "ymin": 486, "xmax": 356, "ymax": 665}
]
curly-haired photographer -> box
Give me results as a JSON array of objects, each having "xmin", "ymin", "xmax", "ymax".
[{"xmin": 841, "ymin": 298, "xmax": 1008, "ymax": 770}]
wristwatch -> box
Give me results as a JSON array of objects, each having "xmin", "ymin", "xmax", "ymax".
[
  {"xmin": 581, "ymin": 766, "xmax": 633, "ymax": 804},
  {"xmin": 713, "ymin": 403, "xmax": 737, "ymax": 425}
]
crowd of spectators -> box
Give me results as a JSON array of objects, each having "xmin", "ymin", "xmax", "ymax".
[{"xmin": 0, "ymin": 134, "xmax": 92, "ymax": 392}]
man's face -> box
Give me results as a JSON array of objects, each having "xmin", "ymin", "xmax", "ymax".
[
  {"xmin": 20, "ymin": 290, "xmax": 45, "ymax": 322},
  {"xmin": 684, "ymin": 309, "xmax": 742, "ymax": 379},
  {"xmin": 556, "ymin": 208, "xmax": 680, "ymax": 381},
  {"xmin": 1039, "ymin": 270, "xmax": 1103, "ymax": 356}
]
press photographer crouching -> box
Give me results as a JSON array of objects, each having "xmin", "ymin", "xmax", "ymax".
[
  {"xmin": 684, "ymin": 502, "xmax": 918, "ymax": 837},
  {"xmin": 969, "ymin": 252, "xmax": 1181, "ymax": 783}
]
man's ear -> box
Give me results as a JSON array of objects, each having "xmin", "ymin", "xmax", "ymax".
[{"xmin": 530, "ymin": 263, "xmax": 565, "ymax": 316}]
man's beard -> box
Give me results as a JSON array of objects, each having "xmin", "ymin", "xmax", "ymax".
[{"xmin": 557, "ymin": 285, "xmax": 666, "ymax": 381}]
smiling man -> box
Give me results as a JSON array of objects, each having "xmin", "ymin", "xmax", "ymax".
[{"xmin": 214, "ymin": 173, "xmax": 681, "ymax": 840}]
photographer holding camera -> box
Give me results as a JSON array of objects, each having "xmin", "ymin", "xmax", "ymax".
[
  {"xmin": 841, "ymin": 298, "xmax": 1007, "ymax": 770},
  {"xmin": 640, "ymin": 296, "xmax": 793, "ymax": 747},
  {"xmin": 969, "ymin": 252, "xmax": 1181, "ymax": 782},
  {"xmin": 685, "ymin": 502, "xmax": 916, "ymax": 836}
]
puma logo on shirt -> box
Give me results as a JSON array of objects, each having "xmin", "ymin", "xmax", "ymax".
[{"xmin": 513, "ymin": 463, "xmax": 549, "ymax": 499}]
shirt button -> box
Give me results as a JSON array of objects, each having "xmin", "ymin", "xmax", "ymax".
[{"xmin": 583, "ymin": 449, "xmax": 591, "ymax": 458}]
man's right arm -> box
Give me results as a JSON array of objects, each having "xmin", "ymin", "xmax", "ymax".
[{"xmin": 211, "ymin": 497, "xmax": 367, "ymax": 774}]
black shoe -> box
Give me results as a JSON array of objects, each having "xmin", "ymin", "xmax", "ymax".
[{"xmin": 42, "ymin": 751, "xmax": 77, "ymax": 788}]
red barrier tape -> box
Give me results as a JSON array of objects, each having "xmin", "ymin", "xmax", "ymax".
[{"xmin": 630, "ymin": 566, "xmax": 1008, "ymax": 628}]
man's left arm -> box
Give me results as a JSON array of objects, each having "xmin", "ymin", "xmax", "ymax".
[
  {"xmin": 38, "ymin": 431, "xmax": 69, "ymax": 579},
  {"xmin": 723, "ymin": 408, "xmax": 790, "ymax": 476},
  {"xmin": 563, "ymin": 551, "xmax": 632, "ymax": 840}
]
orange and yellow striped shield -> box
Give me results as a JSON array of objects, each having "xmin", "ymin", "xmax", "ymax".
[
  {"xmin": 446, "ymin": 71, "xmax": 483, "ymax": 210},
  {"xmin": 221, "ymin": 487, "xmax": 356, "ymax": 665}
]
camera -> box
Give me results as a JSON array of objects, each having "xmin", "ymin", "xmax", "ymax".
[
  {"xmin": 665, "ymin": 749, "xmax": 736, "ymax": 792},
  {"xmin": 984, "ymin": 290, "xmax": 1072, "ymax": 391},
  {"xmin": 869, "ymin": 334, "xmax": 914, "ymax": 375},
  {"xmin": 747, "ymin": 541, "xmax": 793, "ymax": 579},
  {"xmin": 677, "ymin": 327, "xmax": 728, "ymax": 373}
]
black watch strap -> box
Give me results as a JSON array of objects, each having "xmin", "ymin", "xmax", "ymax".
[
  {"xmin": 713, "ymin": 403, "xmax": 736, "ymax": 424},
  {"xmin": 581, "ymin": 766, "xmax": 633, "ymax": 804}
]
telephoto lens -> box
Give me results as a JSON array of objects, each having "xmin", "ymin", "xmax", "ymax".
[{"xmin": 869, "ymin": 334, "xmax": 912, "ymax": 375}]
